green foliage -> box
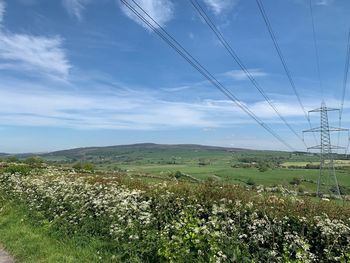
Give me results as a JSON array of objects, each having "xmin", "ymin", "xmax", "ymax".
[
  {"xmin": 305, "ymin": 163, "xmax": 320, "ymax": 169},
  {"xmin": 174, "ymin": 170, "xmax": 184, "ymax": 179},
  {"xmin": 290, "ymin": 177, "xmax": 302, "ymax": 185},
  {"xmin": 6, "ymin": 156, "xmax": 19, "ymax": 163},
  {"xmin": 247, "ymin": 177, "xmax": 256, "ymax": 186},
  {"xmin": 24, "ymin": 156, "xmax": 44, "ymax": 168},
  {"xmin": 297, "ymin": 186, "xmax": 305, "ymax": 194},
  {"xmin": 72, "ymin": 162, "xmax": 95, "ymax": 172},
  {"xmin": 4, "ymin": 164, "xmax": 32, "ymax": 175},
  {"xmin": 339, "ymin": 185, "xmax": 350, "ymax": 195},
  {"xmin": 257, "ymin": 162, "xmax": 269, "ymax": 172},
  {"xmin": 1, "ymin": 165, "xmax": 350, "ymax": 262}
]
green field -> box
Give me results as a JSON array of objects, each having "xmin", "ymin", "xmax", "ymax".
[
  {"xmin": 117, "ymin": 164, "xmax": 350, "ymax": 192},
  {"xmin": 5, "ymin": 143, "xmax": 350, "ymax": 194},
  {"xmin": 27, "ymin": 143, "xmax": 348, "ymax": 194}
]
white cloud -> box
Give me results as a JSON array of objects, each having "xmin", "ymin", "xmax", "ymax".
[
  {"xmin": 62, "ymin": 0, "xmax": 89, "ymax": 21},
  {"xmin": 0, "ymin": 84, "xmax": 218, "ymax": 130},
  {"xmin": 0, "ymin": 1, "xmax": 71, "ymax": 79},
  {"xmin": 315, "ymin": 0, "xmax": 334, "ymax": 6},
  {"xmin": 0, "ymin": 73, "xmax": 320, "ymax": 131},
  {"xmin": 223, "ymin": 68, "xmax": 268, "ymax": 81},
  {"xmin": 203, "ymin": 0, "xmax": 237, "ymax": 15},
  {"xmin": 120, "ymin": 0, "xmax": 174, "ymax": 29},
  {"xmin": 0, "ymin": 31, "xmax": 71, "ymax": 79},
  {"xmin": 0, "ymin": 0, "xmax": 5, "ymax": 24}
]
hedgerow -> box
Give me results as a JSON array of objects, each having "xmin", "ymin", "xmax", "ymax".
[{"xmin": 0, "ymin": 166, "xmax": 349, "ymax": 262}]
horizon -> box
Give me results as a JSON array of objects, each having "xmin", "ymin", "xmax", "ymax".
[
  {"xmin": 0, "ymin": 0, "xmax": 350, "ymax": 152},
  {"xmin": 2, "ymin": 142, "xmax": 286, "ymax": 155}
]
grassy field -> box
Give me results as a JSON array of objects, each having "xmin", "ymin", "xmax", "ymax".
[
  {"xmin": 0, "ymin": 199, "xmax": 109, "ymax": 263},
  {"xmin": 118, "ymin": 164, "xmax": 350, "ymax": 192}
]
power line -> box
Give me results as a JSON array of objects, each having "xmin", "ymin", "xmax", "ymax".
[
  {"xmin": 255, "ymin": 0, "xmax": 318, "ymax": 146},
  {"xmin": 120, "ymin": 0, "xmax": 295, "ymax": 151},
  {"xmin": 190, "ymin": 0, "xmax": 307, "ymax": 149},
  {"xmin": 340, "ymin": 29, "xmax": 350, "ymax": 122},
  {"xmin": 338, "ymin": 28, "xmax": 350, "ymax": 154},
  {"xmin": 309, "ymin": 0, "xmax": 323, "ymax": 98}
]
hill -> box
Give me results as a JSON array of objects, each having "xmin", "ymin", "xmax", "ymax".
[{"xmin": 40, "ymin": 143, "xmax": 255, "ymax": 163}]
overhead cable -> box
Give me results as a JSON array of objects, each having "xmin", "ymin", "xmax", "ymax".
[
  {"xmin": 191, "ymin": 0, "xmax": 307, "ymax": 148},
  {"xmin": 255, "ymin": 0, "xmax": 318, "ymax": 146},
  {"xmin": 120, "ymin": 0, "xmax": 296, "ymax": 151}
]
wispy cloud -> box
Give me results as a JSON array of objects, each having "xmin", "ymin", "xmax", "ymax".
[
  {"xmin": 0, "ymin": 74, "xmax": 321, "ymax": 131},
  {"xmin": 0, "ymin": 83, "xmax": 216, "ymax": 130},
  {"xmin": 0, "ymin": 0, "xmax": 5, "ymax": 24},
  {"xmin": 0, "ymin": 2, "xmax": 71, "ymax": 79},
  {"xmin": 0, "ymin": 31, "xmax": 71, "ymax": 79},
  {"xmin": 223, "ymin": 68, "xmax": 268, "ymax": 81},
  {"xmin": 120, "ymin": 0, "xmax": 174, "ymax": 29},
  {"xmin": 203, "ymin": 0, "xmax": 238, "ymax": 15},
  {"xmin": 62, "ymin": 0, "xmax": 89, "ymax": 21},
  {"xmin": 315, "ymin": 0, "xmax": 334, "ymax": 6}
]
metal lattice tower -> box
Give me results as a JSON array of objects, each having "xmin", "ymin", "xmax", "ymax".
[{"xmin": 303, "ymin": 101, "xmax": 348, "ymax": 198}]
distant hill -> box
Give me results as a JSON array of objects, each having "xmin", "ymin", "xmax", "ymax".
[
  {"xmin": 40, "ymin": 143, "xmax": 254, "ymax": 163},
  {"xmin": 47, "ymin": 143, "xmax": 248, "ymax": 155},
  {"xmin": 1, "ymin": 143, "xmax": 294, "ymax": 164}
]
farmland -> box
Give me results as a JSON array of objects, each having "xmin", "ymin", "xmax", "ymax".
[{"xmin": 40, "ymin": 144, "xmax": 350, "ymax": 194}]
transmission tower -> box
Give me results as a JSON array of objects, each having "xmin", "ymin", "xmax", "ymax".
[{"xmin": 303, "ymin": 101, "xmax": 348, "ymax": 198}]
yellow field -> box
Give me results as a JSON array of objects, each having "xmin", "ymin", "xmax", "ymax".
[{"xmin": 282, "ymin": 160, "xmax": 350, "ymax": 167}]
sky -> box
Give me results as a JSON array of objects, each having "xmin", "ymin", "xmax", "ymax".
[{"xmin": 0, "ymin": 0, "xmax": 350, "ymax": 153}]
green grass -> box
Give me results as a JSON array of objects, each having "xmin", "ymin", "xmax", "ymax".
[
  {"xmin": 282, "ymin": 160, "xmax": 350, "ymax": 167},
  {"xmin": 118, "ymin": 162, "xmax": 350, "ymax": 192},
  {"xmin": 0, "ymin": 199, "xmax": 112, "ymax": 263}
]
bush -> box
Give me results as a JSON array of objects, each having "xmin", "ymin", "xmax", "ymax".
[
  {"xmin": 6, "ymin": 156, "xmax": 19, "ymax": 163},
  {"xmin": 247, "ymin": 177, "xmax": 256, "ymax": 186},
  {"xmin": 297, "ymin": 186, "xmax": 305, "ymax": 194},
  {"xmin": 290, "ymin": 177, "xmax": 302, "ymax": 185},
  {"xmin": 4, "ymin": 164, "xmax": 31, "ymax": 175},
  {"xmin": 72, "ymin": 162, "xmax": 95, "ymax": 172},
  {"xmin": 257, "ymin": 163, "xmax": 269, "ymax": 172},
  {"xmin": 24, "ymin": 156, "xmax": 44, "ymax": 168},
  {"xmin": 339, "ymin": 185, "xmax": 350, "ymax": 195},
  {"xmin": 305, "ymin": 163, "xmax": 320, "ymax": 169},
  {"xmin": 1, "ymin": 167, "xmax": 350, "ymax": 262}
]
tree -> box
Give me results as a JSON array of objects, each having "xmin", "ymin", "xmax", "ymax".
[
  {"xmin": 290, "ymin": 177, "xmax": 302, "ymax": 186},
  {"xmin": 247, "ymin": 178, "xmax": 256, "ymax": 186},
  {"xmin": 257, "ymin": 162, "xmax": 268, "ymax": 172},
  {"xmin": 24, "ymin": 156, "xmax": 44, "ymax": 168},
  {"xmin": 73, "ymin": 162, "xmax": 95, "ymax": 172}
]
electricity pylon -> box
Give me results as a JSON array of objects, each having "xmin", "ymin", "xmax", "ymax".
[{"xmin": 303, "ymin": 101, "xmax": 348, "ymax": 198}]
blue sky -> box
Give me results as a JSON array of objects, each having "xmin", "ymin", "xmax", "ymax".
[{"xmin": 0, "ymin": 0, "xmax": 349, "ymax": 153}]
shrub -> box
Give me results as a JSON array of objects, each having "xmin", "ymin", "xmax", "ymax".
[
  {"xmin": 1, "ymin": 166, "xmax": 350, "ymax": 262},
  {"xmin": 290, "ymin": 177, "xmax": 302, "ymax": 185},
  {"xmin": 297, "ymin": 186, "xmax": 305, "ymax": 194},
  {"xmin": 24, "ymin": 156, "xmax": 44, "ymax": 168},
  {"xmin": 6, "ymin": 156, "xmax": 19, "ymax": 163},
  {"xmin": 247, "ymin": 177, "xmax": 256, "ymax": 186},
  {"xmin": 4, "ymin": 164, "xmax": 31, "ymax": 175},
  {"xmin": 305, "ymin": 163, "xmax": 320, "ymax": 169},
  {"xmin": 257, "ymin": 163, "xmax": 268, "ymax": 172},
  {"xmin": 72, "ymin": 162, "xmax": 95, "ymax": 172}
]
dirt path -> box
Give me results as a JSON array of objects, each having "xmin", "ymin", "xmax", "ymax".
[{"xmin": 0, "ymin": 247, "xmax": 14, "ymax": 263}]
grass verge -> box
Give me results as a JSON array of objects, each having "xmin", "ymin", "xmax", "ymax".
[{"xmin": 0, "ymin": 198, "xmax": 110, "ymax": 263}]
